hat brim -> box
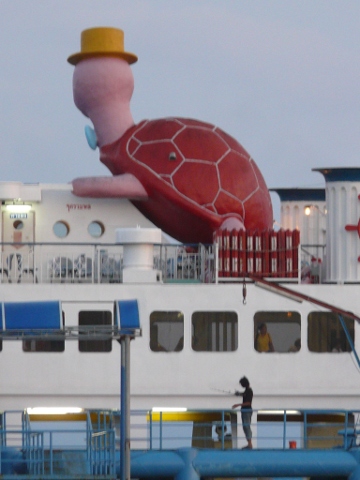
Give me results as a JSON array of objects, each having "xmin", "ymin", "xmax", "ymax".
[{"xmin": 67, "ymin": 51, "xmax": 138, "ymax": 66}]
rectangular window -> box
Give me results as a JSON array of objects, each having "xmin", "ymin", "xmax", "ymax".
[
  {"xmin": 23, "ymin": 312, "xmax": 65, "ymax": 353},
  {"xmin": 192, "ymin": 311, "xmax": 238, "ymax": 352},
  {"xmin": 79, "ymin": 311, "xmax": 112, "ymax": 352},
  {"xmin": 150, "ymin": 311, "xmax": 184, "ymax": 352},
  {"xmin": 308, "ymin": 312, "xmax": 353, "ymax": 353},
  {"xmin": 254, "ymin": 311, "xmax": 301, "ymax": 353}
]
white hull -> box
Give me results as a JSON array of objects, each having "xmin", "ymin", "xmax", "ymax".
[{"xmin": 0, "ymin": 281, "xmax": 359, "ymax": 412}]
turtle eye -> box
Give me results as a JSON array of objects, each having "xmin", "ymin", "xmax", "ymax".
[{"xmin": 169, "ymin": 152, "xmax": 177, "ymax": 161}]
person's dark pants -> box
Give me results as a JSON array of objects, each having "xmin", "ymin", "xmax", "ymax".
[{"xmin": 241, "ymin": 410, "xmax": 252, "ymax": 440}]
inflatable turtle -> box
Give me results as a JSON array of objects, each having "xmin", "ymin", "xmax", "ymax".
[{"xmin": 69, "ymin": 28, "xmax": 273, "ymax": 243}]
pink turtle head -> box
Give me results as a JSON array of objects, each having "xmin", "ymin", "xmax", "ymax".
[{"xmin": 68, "ymin": 27, "xmax": 137, "ymax": 147}]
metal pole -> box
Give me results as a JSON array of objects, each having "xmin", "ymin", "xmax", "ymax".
[
  {"xmin": 120, "ymin": 335, "xmax": 131, "ymax": 480},
  {"xmin": 338, "ymin": 314, "xmax": 360, "ymax": 368},
  {"xmin": 125, "ymin": 335, "xmax": 131, "ymax": 480}
]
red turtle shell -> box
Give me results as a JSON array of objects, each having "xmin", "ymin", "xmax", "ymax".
[{"xmin": 100, "ymin": 117, "xmax": 273, "ymax": 243}]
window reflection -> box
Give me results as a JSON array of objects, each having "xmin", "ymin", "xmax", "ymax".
[
  {"xmin": 192, "ymin": 311, "xmax": 238, "ymax": 352},
  {"xmin": 150, "ymin": 311, "xmax": 184, "ymax": 352}
]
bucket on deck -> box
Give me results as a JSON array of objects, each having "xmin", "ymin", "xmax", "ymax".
[{"xmin": 289, "ymin": 440, "xmax": 297, "ymax": 449}]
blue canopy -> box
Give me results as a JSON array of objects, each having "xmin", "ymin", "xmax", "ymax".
[
  {"xmin": 114, "ymin": 300, "xmax": 140, "ymax": 331},
  {"xmin": 4, "ymin": 301, "xmax": 62, "ymax": 331}
]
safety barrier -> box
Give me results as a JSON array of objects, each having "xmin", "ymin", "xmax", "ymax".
[
  {"xmin": 0, "ymin": 408, "xmax": 359, "ymax": 478},
  {"xmin": 215, "ymin": 229, "xmax": 300, "ymax": 278},
  {"xmin": 0, "ymin": 242, "xmax": 216, "ymax": 285},
  {"xmin": 0, "ymin": 234, "xmax": 310, "ymax": 284},
  {"xmin": 0, "ymin": 410, "xmax": 116, "ymax": 477}
]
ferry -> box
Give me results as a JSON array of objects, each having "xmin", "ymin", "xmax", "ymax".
[
  {"xmin": 0, "ymin": 170, "xmax": 360, "ymax": 479},
  {"xmin": 0, "ymin": 25, "xmax": 360, "ymax": 480},
  {"xmin": 1, "ymin": 173, "xmax": 359, "ymax": 414}
]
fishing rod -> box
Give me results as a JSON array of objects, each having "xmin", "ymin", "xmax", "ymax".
[{"xmin": 209, "ymin": 386, "xmax": 241, "ymax": 396}]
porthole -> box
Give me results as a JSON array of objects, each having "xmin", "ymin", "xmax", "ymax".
[
  {"xmin": 53, "ymin": 221, "xmax": 70, "ymax": 238},
  {"xmin": 88, "ymin": 221, "xmax": 105, "ymax": 238},
  {"xmin": 13, "ymin": 220, "xmax": 24, "ymax": 230}
]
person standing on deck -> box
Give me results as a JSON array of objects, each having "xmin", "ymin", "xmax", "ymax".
[{"xmin": 232, "ymin": 376, "xmax": 253, "ymax": 449}]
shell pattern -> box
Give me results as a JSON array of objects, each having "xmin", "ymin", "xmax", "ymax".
[
  {"xmin": 101, "ymin": 117, "xmax": 273, "ymax": 243},
  {"xmin": 127, "ymin": 118, "xmax": 272, "ymax": 222}
]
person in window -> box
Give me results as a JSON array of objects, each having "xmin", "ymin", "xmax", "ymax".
[
  {"xmin": 232, "ymin": 376, "xmax": 253, "ymax": 449},
  {"xmin": 288, "ymin": 338, "xmax": 301, "ymax": 352},
  {"xmin": 255, "ymin": 323, "xmax": 275, "ymax": 352}
]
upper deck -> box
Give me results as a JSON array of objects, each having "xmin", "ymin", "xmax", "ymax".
[{"xmin": 0, "ymin": 179, "xmax": 357, "ymax": 286}]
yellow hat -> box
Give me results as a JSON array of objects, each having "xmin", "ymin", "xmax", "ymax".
[{"xmin": 67, "ymin": 27, "xmax": 138, "ymax": 65}]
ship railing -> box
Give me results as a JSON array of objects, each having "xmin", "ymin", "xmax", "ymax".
[
  {"xmin": 0, "ymin": 241, "xmax": 329, "ymax": 285},
  {"xmin": 0, "ymin": 242, "xmax": 125, "ymax": 285},
  {"xmin": 300, "ymin": 243, "xmax": 326, "ymax": 284},
  {"xmin": 0, "ymin": 242, "xmax": 217, "ymax": 285},
  {"xmin": 155, "ymin": 243, "xmax": 215, "ymax": 283},
  {"xmin": 0, "ymin": 409, "xmax": 116, "ymax": 477},
  {"xmin": 128, "ymin": 408, "xmax": 360, "ymax": 452},
  {"xmin": 86, "ymin": 410, "xmax": 116, "ymax": 477},
  {"xmin": 0, "ymin": 409, "xmax": 359, "ymax": 476}
]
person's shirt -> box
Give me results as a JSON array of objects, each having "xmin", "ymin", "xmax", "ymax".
[
  {"xmin": 242, "ymin": 387, "xmax": 253, "ymax": 411},
  {"xmin": 256, "ymin": 332, "xmax": 273, "ymax": 352}
]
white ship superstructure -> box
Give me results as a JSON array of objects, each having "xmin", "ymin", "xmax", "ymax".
[{"xmin": 0, "ymin": 169, "xmax": 358, "ymax": 414}]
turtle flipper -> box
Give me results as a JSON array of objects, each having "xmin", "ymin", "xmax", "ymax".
[
  {"xmin": 219, "ymin": 217, "xmax": 245, "ymax": 232},
  {"xmin": 72, "ymin": 174, "xmax": 148, "ymax": 199}
]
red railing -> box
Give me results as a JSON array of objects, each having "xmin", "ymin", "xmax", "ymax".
[{"xmin": 215, "ymin": 229, "xmax": 300, "ymax": 278}]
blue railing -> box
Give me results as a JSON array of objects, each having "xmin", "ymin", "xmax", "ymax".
[
  {"xmin": 140, "ymin": 408, "xmax": 360, "ymax": 451},
  {"xmin": 0, "ymin": 408, "xmax": 358, "ymax": 477},
  {"xmin": 0, "ymin": 410, "xmax": 116, "ymax": 477}
]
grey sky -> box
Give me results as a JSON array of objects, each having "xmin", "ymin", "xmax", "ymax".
[{"xmin": 0, "ymin": 0, "xmax": 359, "ymax": 222}]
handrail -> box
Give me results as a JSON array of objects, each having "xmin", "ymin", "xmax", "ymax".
[
  {"xmin": 0, "ymin": 239, "xmax": 334, "ymax": 285},
  {"xmin": 0, "ymin": 242, "xmax": 215, "ymax": 285},
  {"xmin": 0, "ymin": 408, "xmax": 359, "ymax": 477},
  {"xmin": 0, "ymin": 325, "xmax": 141, "ymax": 341},
  {"xmin": 135, "ymin": 408, "xmax": 360, "ymax": 451}
]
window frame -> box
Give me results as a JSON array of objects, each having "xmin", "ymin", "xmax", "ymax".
[{"xmin": 191, "ymin": 311, "xmax": 238, "ymax": 352}]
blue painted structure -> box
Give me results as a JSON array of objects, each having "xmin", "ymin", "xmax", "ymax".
[
  {"xmin": 1, "ymin": 301, "xmax": 360, "ymax": 478},
  {"xmin": 128, "ymin": 448, "xmax": 360, "ymax": 479},
  {"xmin": 115, "ymin": 299, "xmax": 141, "ymax": 480},
  {"xmin": 0, "ymin": 407, "xmax": 359, "ymax": 478},
  {"xmin": 2, "ymin": 435, "xmax": 360, "ymax": 478}
]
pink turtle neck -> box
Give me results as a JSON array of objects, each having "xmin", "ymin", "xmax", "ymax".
[{"xmin": 72, "ymin": 56, "xmax": 135, "ymax": 147}]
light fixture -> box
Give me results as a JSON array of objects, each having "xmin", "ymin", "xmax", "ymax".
[
  {"xmin": 27, "ymin": 407, "xmax": 83, "ymax": 415},
  {"xmin": 258, "ymin": 409, "xmax": 300, "ymax": 415},
  {"xmin": 304, "ymin": 205, "xmax": 327, "ymax": 216},
  {"xmin": 152, "ymin": 407, "xmax": 187, "ymax": 412},
  {"xmin": 6, "ymin": 204, "xmax": 32, "ymax": 213}
]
